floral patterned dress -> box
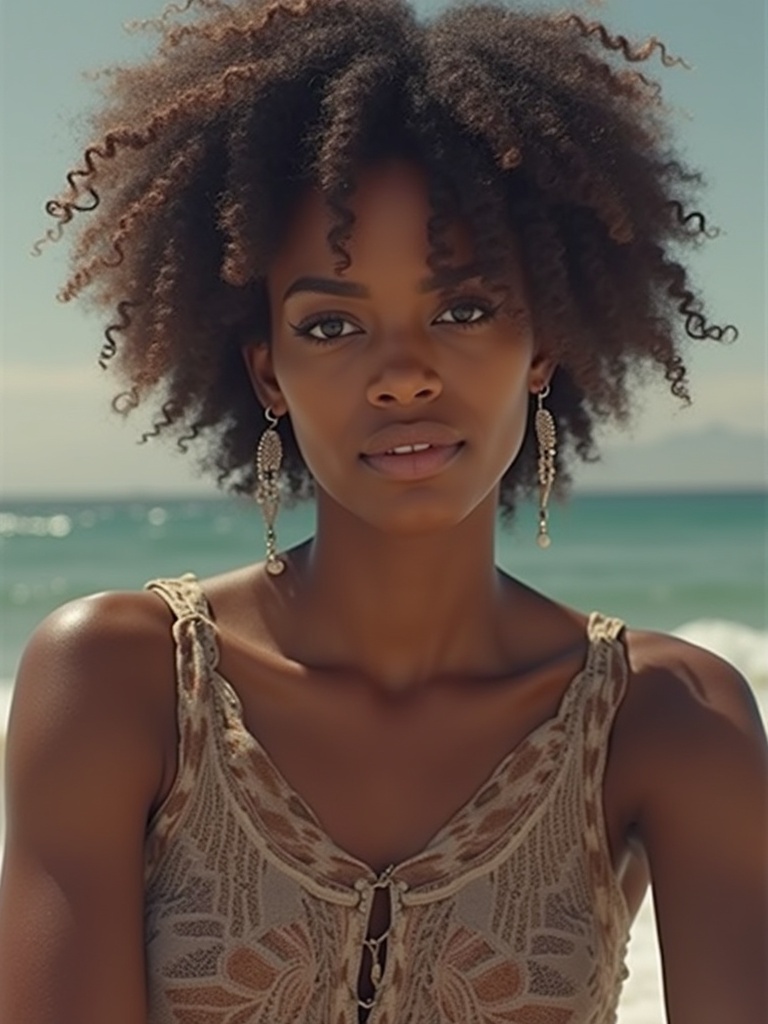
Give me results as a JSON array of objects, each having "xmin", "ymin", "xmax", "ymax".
[{"xmin": 143, "ymin": 575, "xmax": 631, "ymax": 1024}]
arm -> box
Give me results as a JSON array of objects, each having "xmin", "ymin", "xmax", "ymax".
[
  {"xmin": 627, "ymin": 636, "xmax": 768, "ymax": 1024},
  {"xmin": 0, "ymin": 592, "xmax": 176, "ymax": 1024}
]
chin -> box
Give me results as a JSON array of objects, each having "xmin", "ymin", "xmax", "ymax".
[
  {"xmin": 357, "ymin": 492, "xmax": 485, "ymax": 537},
  {"xmin": 314, "ymin": 476, "xmax": 498, "ymax": 537}
]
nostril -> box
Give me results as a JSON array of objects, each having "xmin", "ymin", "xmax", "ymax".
[{"xmin": 369, "ymin": 374, "xmax": 443, "ymax": 407}]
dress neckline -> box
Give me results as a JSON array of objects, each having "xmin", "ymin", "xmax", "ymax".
[
  {"xmin": 150, "ymin": 573, "xmax": 624, "ymax": 896},
  {"xmin": 211, "ymin": 648, "xmax": 592, "ymax": 889}
]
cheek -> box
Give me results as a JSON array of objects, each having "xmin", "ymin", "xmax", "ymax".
[
  {"xmin": 270, "ymin": 354, "xmax": 348, "ymax": 476},
  {"xmin": 479, "ymin": 361, "xmax": 535, "ymax": 471}
]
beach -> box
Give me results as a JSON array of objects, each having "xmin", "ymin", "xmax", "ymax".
[{"xmin": 1, "ymin": 492, "xmax": 766, "ymax": 1021}]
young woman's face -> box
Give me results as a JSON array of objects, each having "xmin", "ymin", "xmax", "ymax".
[{"xmin": 248, "ymin": 160, "xmax": 551, "ymax": 535}]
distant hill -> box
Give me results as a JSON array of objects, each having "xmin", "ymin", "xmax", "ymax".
[{"xmin": 573, "ymin": 426, "xmax": 767, "ymax": 492}]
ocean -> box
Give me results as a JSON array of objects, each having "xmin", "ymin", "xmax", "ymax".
[
  {"xmin": 1, "ymin": 490, "xmax": 766, "ymax": 1021},
  {"xmin": 1, "ymin": 490, "xmax": 766, "ymax": 685},
  {"xmin": 2, "ymin": 489, "xmax": 766, "ymax": 756}
]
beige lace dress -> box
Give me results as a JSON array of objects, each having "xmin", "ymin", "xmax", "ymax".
[{"xmin": 143, "ymin": 574, "xmax": 632, "ymax": 1023}]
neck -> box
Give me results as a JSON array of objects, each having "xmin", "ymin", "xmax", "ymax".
[{"xmin": 283, "ymin": 491, "xmax": 511, "ymax": 694}]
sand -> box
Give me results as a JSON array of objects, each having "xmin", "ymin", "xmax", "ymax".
[{"xmin": 619, "ymin": 892, "xmax": 666, "ymax": 1021}]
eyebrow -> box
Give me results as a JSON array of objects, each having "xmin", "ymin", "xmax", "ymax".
[{"xmin": 282, "ymin": 262, "xmax": 495, "ymax": 303}]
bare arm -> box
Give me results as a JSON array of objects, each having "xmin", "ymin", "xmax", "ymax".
[
  {"xmin": 0, "ymin": 593, "xmax": 176, "ymax": 1024},
  {"xmin": 627, "ymin": 636, "xmax": 768, "ymax": 1024}
]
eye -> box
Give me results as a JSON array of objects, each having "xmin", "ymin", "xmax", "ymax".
[
  {"xmin": 434, "ymin": 299, "xmax": 498, "ymax": 328},
  {"xmin": 289, "ymin": 314, "xmax": 363, "ymax": 343}
]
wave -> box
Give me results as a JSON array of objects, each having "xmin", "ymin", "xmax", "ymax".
[
  {"xmin": 1, "ymin": 686, "xmax": 11, "ymax": 778},
  {"xmin": 0, "ymin": 685, "xmax": 11, "ymax": 734},
  {"xmin": 672, "ymin": 620, "xmax": 768, "ymax": 688}
]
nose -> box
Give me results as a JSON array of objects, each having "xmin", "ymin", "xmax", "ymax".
[{"xmin": 365, "ymin": 338, "xmax": 443, "ymax": 408}]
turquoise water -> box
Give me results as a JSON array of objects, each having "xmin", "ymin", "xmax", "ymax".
[{"xmin": 1, "ymin": 491, "xmax": 765, "ymax": 681}]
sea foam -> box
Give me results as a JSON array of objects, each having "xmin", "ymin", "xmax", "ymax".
[
  {"xmin": 673, "ymin": 619, "xmax": 768, "ymax": 689},
  {"xmin": 0, "ymin": 683, "xmax": 11, "ymax": 741}
]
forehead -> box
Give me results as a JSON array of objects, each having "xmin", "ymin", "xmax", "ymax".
[{"xmin": 270, "ymin": 160, "xmax": 476, "ymax": 281}]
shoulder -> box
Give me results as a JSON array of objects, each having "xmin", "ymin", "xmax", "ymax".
[
  {"xmin": 613, "ymin": 628, "xmax": 767, "ymax": 826},
  {"xmin": 1, "ymin": 591, "xmax": 178, "ymax": 1020},
  {"xmin": 28, "ymin": 585, "xmax": 174, "ymax": 643},
  {"xmin": 613, "ymin": 632, "xmax": 768, "ymax": 1020},
  {"xmin": 15, "ymin": 588, "xmax": 176, "ymax": 708},
  {"xmin": 8, "ymin": 589, "xmax": 179, "ymax": 826},
  {"xmin": 620, "ymin": 628, "xmax": 765, "ymax": 742}
]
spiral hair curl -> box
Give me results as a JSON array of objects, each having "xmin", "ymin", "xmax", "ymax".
[{"xmin": 40, "ymin": 0, "xmax": 736, "ymax": 511}]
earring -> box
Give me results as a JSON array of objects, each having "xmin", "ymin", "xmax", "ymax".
[
  {"xmin": 255, "ymin": 407, "xmax": 286, "ymax": 576},
  {"xmin": 535, "ymin": 385, "xmax": 557, "ymax": 549}
]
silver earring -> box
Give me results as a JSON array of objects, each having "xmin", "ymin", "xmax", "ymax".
[
  {"xmin": 255, "ymin": 408, "xmax": 286, "ymax": 575},
  {"xmin": 535, "ymin": 385, "xmax": 557, "ymax": 549}
]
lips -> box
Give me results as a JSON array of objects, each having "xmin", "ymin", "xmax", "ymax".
[
  {"xmin": 360, "ymin": 422, "xmax": 465, "ymax": 481},
  {"xmin": 361, "ymin": 421, "xmax": 463, "ymax": 458}
]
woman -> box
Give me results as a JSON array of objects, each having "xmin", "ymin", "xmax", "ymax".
[{"xmin": 0, "ymin": 1, "xmax": 765, "ymax": 1021}]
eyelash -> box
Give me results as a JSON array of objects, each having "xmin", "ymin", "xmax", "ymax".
[{"xmin": 288, "ymin": 297, "xmax": 502, "ymax": 345}]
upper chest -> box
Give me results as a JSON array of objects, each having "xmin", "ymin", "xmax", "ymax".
[
  {"xmin": 236, "ymin": 661, "xmax": 564, "ymax": 869},
  {"xmin": 158, "ymin": 632, "xmax": 634, "ymax": 869},
  {"xmin": 152, "ymin": 612, "xmax": 649, "ymax": 922}
]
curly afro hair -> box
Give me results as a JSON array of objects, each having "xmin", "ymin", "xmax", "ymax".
[{"xmin": 38, "ymin": 0, "xmax": 736, "ymax": 513}]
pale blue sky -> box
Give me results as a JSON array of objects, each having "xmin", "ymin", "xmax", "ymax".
[{"xmin": 1, "ymin": 0, "xmax": 765, "ymax": 495}]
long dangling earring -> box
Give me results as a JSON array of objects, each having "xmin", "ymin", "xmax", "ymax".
[
  {"xmin": 255, "ymin": 407, "xmax": 286, "ymax": 576},
  {"xmin": 535, "ymin": 385, "xmax": 557, "ymax": 549}
]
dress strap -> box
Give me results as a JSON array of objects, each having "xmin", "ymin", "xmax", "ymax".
[
  {"xmin": 586, "ymin": 611, "xmax": 625, "ymax": 645},
  {"xmin": 143, "ymin": 574, "xmax": 220, "ymax": 870},
  {"xmin": 144, "ymin": 572, "xmax": 213, "ymax": 623},
  {"xmin": 145, "ymin": 573, "xmax": 219, "ymax": 669},
  {"xmin": 144, "ymin": 573, "xmax": 220, "ymax": 697},
  {"xmin": 579, "ymin": 612, "xmax": 631, "ymax": 935},
  {"xmin": 576, "ymin": 612, "xmax": 627, "ymax": 719},
  {"xmin": 581, "ymin": 611, "xmax": 628, "ymax": 720}
]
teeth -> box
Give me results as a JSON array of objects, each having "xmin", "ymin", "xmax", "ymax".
[{"xmin": 387, "ymin": 443, "xmax": 433, "ymax": 455}]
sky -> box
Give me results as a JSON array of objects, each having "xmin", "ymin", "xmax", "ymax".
[{"xmin": 0, "ymin": 0, "xmax": 765, "ymax": 497}]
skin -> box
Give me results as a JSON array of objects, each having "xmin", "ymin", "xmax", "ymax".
[{"xmin": 0, "ymin": 161, "xmax": 766, "ymax": 1024}]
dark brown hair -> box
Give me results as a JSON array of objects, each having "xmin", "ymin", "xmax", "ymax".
[{"xmin": 39, "ymin": 0, "xmax": 735, "ymax": 511}]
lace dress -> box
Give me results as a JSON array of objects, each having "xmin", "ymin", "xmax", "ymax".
[{"xmin": 143, "ymin": 574, "xmax": 631, "ymax": 1023}]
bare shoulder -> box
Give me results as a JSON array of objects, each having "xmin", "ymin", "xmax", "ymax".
[
  {"xmin": 618, "ymin": 628, "xmax": 766, "ymax": 751},
  {"xmin": 612, "ymin": 637, "xmax": 768, "ymax": 1021},
  {"xmin": 18, "ymin": 586, "xmax": 175, "ymax": 676},
  {"xmin": 612, "ymin": 627, "xmax": 767, "ymax": 841},
  {"xmin": 605, "ymin": 628, "xmax": 766, "ymax": 845},
  {"xmin": 0, "ymin": 591, "xmax": 178, "ymax": 1023},
  {"xmin": 11, "ymin": 587, "xmax": 176, "ymax": 721},
  {"xmin": 6, "ymin": 588, "xmax": 178, "ymax": 831}
]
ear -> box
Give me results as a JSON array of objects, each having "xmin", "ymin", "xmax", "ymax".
[
  {"xmin": 242, "ymin": 343, "xmax": 287, "ymax": 416},
  {"xmin": 528, "ymin": 350, "xmax": 558, "ymax": 394}
]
